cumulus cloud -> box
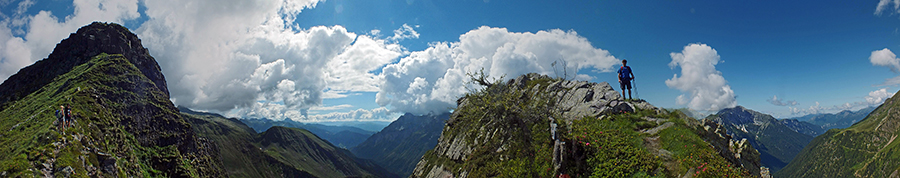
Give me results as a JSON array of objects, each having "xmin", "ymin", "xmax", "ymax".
[
  {"xmin": 865, "ymin": 88, "xmax": 894, "ymax": 105},
  {"xmin": 665, "ymin": 43, "xmax": 737, "ymax": 112},
  {"xmin": 136, "ymin": 0, "xmax": 416, "ymax": 121},
  {"xmin": 0, "ymin": 0, "xmax": 141, "ymax": 81},
  {"xmin": 376, "ymin": 26, "xmax": 620, "ymax": 115},
  {"xmin": 870, "ymin": 48, "xmax": 900, "ymax": 86},
  {"xmin": 767, "ymin": 95, "xmax": 798, "ymax": 106},
  {"xmin": 871, "ymin": 48, "xmax": 900, "ymax": 72}
]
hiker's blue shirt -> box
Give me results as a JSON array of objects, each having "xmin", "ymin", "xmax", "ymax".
[{"xmin": 618, "ymin": 66, "xmax": 632, "ymax": 81}]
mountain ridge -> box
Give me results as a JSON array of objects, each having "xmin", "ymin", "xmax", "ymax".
[
  {"xmin": 240, "ymin": 118, "xmax": 375, "ymax": 148},
  {"xmin": 351, "ymin": 112, "xmax": 450, "ymax": 177},
  {"xmin": 0, "ymin": 22, "xmax": 167, "ymax": 109},
  {"xmin": 703, "ymin": 106, "xmax": 813, "ymax": 173},
  {"xmin": 777, "ymin": 91, "xmax": 900, "ymax": 177},
  {"xmin": 182, "ymin": 107, "xmax": 398, "ymax": 178}
]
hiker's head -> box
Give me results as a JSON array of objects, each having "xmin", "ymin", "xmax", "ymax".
[{"xmin": 622, "ymin": 60, "xmax": 627, "ymax": 65}]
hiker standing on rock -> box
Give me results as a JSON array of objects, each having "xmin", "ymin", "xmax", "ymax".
[{"xmin": 617, "ymin": 60, "xmax": 634, "ymax": 100}]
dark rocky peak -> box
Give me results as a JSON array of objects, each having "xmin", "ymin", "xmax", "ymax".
[
  {"xmin": 0, "ymin": 22, "xmax": 167, "ymax": 108},
  {"xmin": 716, "ymin": 106, "xmax": 758, "ymax": 125}
]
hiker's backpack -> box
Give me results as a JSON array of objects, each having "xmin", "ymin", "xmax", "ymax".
[{"xmin": 619, "ymin": 66, "xmax": 631, "ymax": 80}]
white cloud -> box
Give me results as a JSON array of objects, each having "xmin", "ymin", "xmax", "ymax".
[
  {"xmin": 865, "ymin": 88, "xmax": 894, "ymax": 105},
  {"xmin": 875, "ymin": 0, "xmax": 900, "ymax": 15},
  {"xmin": 231, "ymin": 103, "xmax": 399, "ymax": 122},
  {"xmin": 135, "ymin": 0, "xmax": 418, "ymax": 121},
  {"xmin": 305, "ymin": 107, "xmax": 400, "ymax": 122},
  {"xmin": 136, "ymin": 0, "xmax": 335, "ymax": 114},
  {"xmin": 376, "ymin": 26, "xmax": 619, "ymax": 115},
  {"xmin": 0, "ymin": 0, "xmax": 141, "ymax": 81},
  {"xmin": 388, "ymin": 23, "xmax": 420, "ymax": 41},
  {"xmin": 790, "ymin": 88, "xmax": 894, "ymax": 115},
  {"xmin": 325, "ymin": 35, "xmax": 404, "ymax": 93},
  {"xmin": 871, "ymin": 48, "xmax": 900, "ymax": 73},
  {"xmin": 870, "ymin": 48, "xmax": 900, "ymax": 86},
  {"xmin": 309, "ymin": 104, "xmax": 355, "ymax": 112},
  {"xmin": 767, "ymin": 95, "xmax": 798, "ymax": 106},
  {"xmin": 665, "ymin": 43, "xmax": 736, "ymax": 112}
]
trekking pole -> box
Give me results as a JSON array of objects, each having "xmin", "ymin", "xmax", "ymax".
[{"xmin": 633, "ymin": 78, "xmax": 640, "ymax": 100}]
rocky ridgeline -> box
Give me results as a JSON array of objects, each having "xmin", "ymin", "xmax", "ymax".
[
  {"xmin": 0, "ymin": 23, "xmax": 220, "ymax": 177},
  {"xmin": 412, "ymin": 73, "xmax": 764, "ymax": 177},
  {"xmin": 426, "ymin": 73, "xmax": 650, "ymax": 166}
]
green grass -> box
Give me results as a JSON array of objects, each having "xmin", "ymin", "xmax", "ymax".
[
  {"xmin": 0, "ymin": 53, "xmax": 219, "ymax": 177},
  {"xmin": 416, "ymin": 73, "xmax": 755, "ymax": 178}
]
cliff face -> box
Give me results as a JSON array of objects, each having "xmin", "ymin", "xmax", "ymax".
[
  {"xmin": 0, "ymin": 23, "xmax": 218, "ymax": 177},
  {"xmin": 411, "ymin": 73, "xmax": 762, "ymax": 178}
]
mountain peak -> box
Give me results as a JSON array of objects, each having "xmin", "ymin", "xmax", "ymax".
[{"xmin": 0, "ymin": 22, "xmax": 167, "ymax": 108}]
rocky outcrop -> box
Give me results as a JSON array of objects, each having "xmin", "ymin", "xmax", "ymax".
[
  {"xmin": 412, "ymin": 73, "xmax": 759, "ymax": 178},
  {"xmin": 0, "ymin": 22, "xmax": 167, "ymax": 109},
  {"xmin": 510, "ymin": 73, "xmax": 656, "ymax": 120},
  {"xmin": 699, "ymin": 117, "xmax": 762, "ymax": 176},
  {"xmin": 704, "ymin": 106, "xmax": 812, "ymax": 173}
]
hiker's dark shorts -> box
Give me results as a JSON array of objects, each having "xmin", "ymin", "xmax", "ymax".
[{"xmin": 620, "ymin": 80, "xmax": 632, "ymax": 90}]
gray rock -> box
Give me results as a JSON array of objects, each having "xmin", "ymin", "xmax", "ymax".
[{"xmin": 643, "ymin": 122, "xmax": 674, "ymax": 135}]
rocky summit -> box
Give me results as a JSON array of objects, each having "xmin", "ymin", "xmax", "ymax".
[
  {"xmin": 0, "ymin": 22, "xmax": 167, "ymax": 109},
  {"xmin": 412, "ymin": 73, "xmax": 763, "ymax": 177},
  {"xmin": 0, "ymin": 22, "xmax": 221, "ymax": 177}
]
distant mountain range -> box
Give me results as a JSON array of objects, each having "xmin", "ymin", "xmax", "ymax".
[
  {"xmin": 784, "ymin": 106, "xmax": 876, "ymax": 131},
  {"xmin": 703, "ymin": 106, "xmax": 813, "ymax": 173},
  {"xmin": 351, "ymin": 112, "xmax": 450, "ymax": 177},
  {"xmin": 182, "ymin": 107, "xmax": 397, "ymax": 178},
  {"xmin": 240, "ymin": 118, "xmax": 376, "ymax": 148}
]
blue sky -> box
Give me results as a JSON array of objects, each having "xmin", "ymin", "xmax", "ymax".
[{"xmin": 1, "ymin": 0, "xmax": 899, "ymax": 121}]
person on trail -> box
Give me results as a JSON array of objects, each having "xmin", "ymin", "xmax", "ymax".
[
  {"xmin": 617, "ymin": 60, "xmax": 635, "ymax": 100},
  {"xmin": 55, "ymin": 105, "xmax": 65, "ymax": 131},
  {"xmin": 64, "ymin": 104, "xmax": 73, "ymax": 128}
]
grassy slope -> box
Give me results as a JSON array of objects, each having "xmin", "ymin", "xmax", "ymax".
[
  {"xmin": 415, "ymin": 76, "xmax": 752, "ymax": 177},
  {"xmin": 0, "ymin": 53, "xmax": 219, "ymax": 177},
  {"xmin": 183, "ymin": 109, "xmax": 394, "ymax": 178},
  {"xmin": 777, "ymin": 94, "xmax": 900, "ymax": 178},
  {"xmin": 182, "ymin": 112, "xmax": 314, "ymax": 178}
]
